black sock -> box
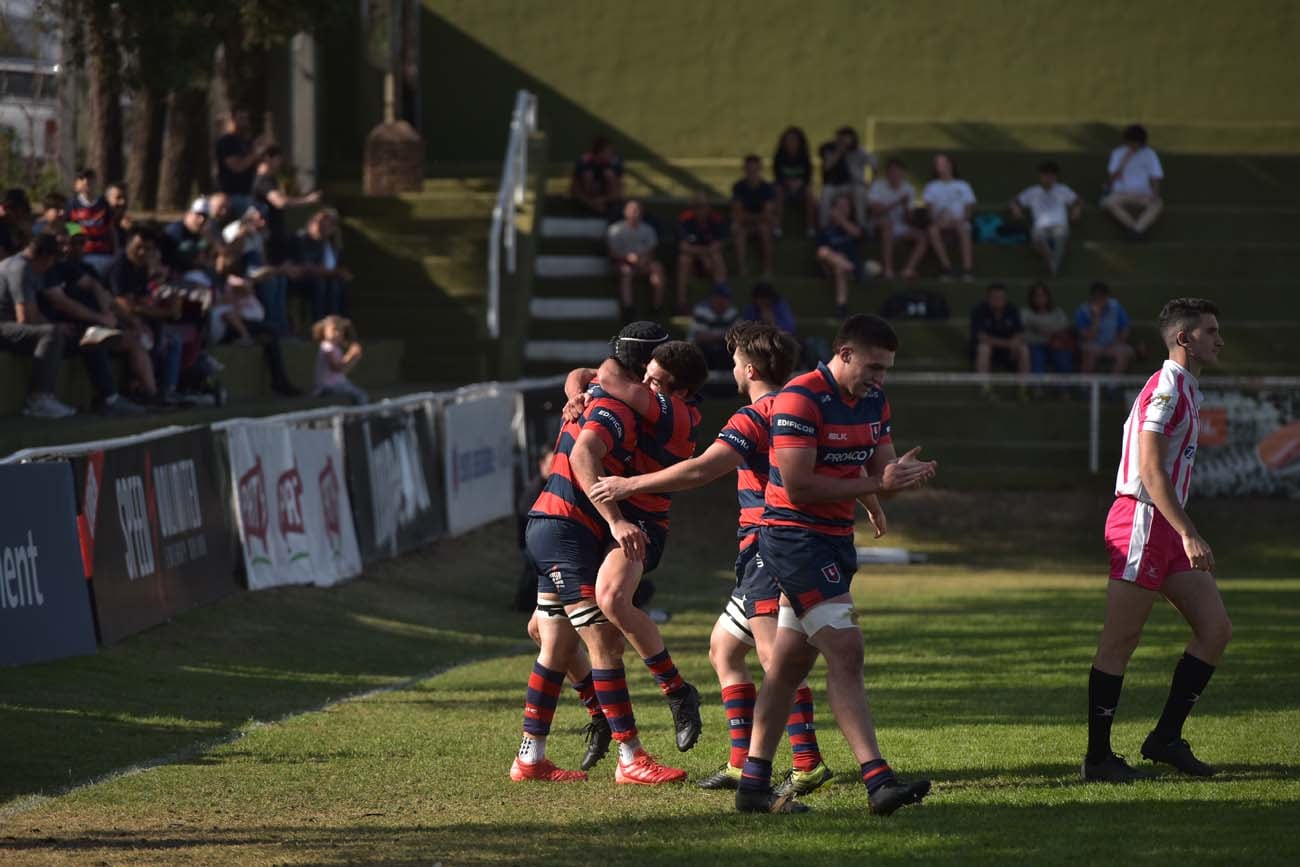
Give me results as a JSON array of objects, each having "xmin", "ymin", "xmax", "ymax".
[
  {"xmin": 1087, "ymin": 666, "xmax": 1124, "ymax": 763},
  {"xmin": 1153, "ymin": 653, "xmax": 1216, "ymax": 741}
]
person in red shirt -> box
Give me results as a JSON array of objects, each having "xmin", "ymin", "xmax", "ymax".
[{"xmin": 66, "ymin": 169, "xmax": 115, "ymax": 275}]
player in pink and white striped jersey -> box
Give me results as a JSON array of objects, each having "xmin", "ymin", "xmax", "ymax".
[{"xmin": 1083, "ymin": 298, "xmax": 1230, "ymax": 784}]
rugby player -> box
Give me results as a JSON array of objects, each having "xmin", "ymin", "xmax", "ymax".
[
  {"xmin": 735, "ymin": 314, "xmax": 937, "ymax": 815},
  {"xmin": 1083, "ymin": 298, "xmax": 1229, "ymax": 782},
  {"xmin": 590, "ymin": 322, "xmax": 856, "ymax": 796},
  {"xmin": 510, "ymin": 322, "xmax": 672, "ymax": 783}
]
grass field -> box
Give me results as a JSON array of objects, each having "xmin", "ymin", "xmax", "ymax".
[{"xmin": 2, "ymin": 483, "xmax": 1298, "ymax": 865}]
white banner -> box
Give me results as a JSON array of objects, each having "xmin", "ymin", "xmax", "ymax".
[
  {"xmin": 227, "ymin": 423, "xmax": 363, "ymax": 590},
  {"xmin": 442, "ymin": 391, "xmax": 518, "ymax": 535}
]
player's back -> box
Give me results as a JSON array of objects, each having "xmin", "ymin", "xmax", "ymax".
[
  {"xmin": 716, "ymin": 391, "xmax": 778, "ymax": 538},
  {"xmin": 529, "ymin": 397, "xmax": 637, "ymax": 541},
  {"xmin": 1115, "ymin": 359, "xmax": 1202, "ymax": 507},
  {"xmin": 624, "ymin": 389, "xmax": 702, "ymax": 531}
]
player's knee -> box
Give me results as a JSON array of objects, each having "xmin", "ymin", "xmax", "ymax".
[{"xmin": 1202, "ymin": 613, "xmax": 1232, "ymax": 652}]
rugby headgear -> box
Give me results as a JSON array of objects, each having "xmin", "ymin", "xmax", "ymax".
[{"xmin": 608, "ymin": 320, "xmax": 669, "ymax": 374}]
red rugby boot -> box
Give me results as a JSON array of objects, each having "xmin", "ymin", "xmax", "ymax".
[
  {"xmin": 614, "ymin": 749, "xmax": 688, "ymax": 785},
  {"xmin": 510, "ymin": 757, "xmax": 588, "ymax": 782}
]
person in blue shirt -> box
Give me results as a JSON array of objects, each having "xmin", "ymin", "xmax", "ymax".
[
  {"xmin": 676, "ymin": 192, "xmax": 728, "ymax": 313},
  {"xmin": 1076, "ymin": 281, "xmax": 1135, "ymax": 379},
  {"xmin": 815, "ymin": 195, "xmax": 863, "ymax": 318},
  {"xmin": 731, "ymin": 155, "xmax": 777, "ymax": 277}
]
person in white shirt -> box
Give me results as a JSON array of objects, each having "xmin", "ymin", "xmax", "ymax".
[
  {"xmin": 920, "ymin": 154, "xmax": 976, "ymax": 282},
  {"xmin": 1010, "ymin": 161, "xmax": 1082, "ymax": 276},
  {"xmin": 1084, "ymin": 298, "xmax": 1228, "ymax": 784},
  {"xmin": 1102, "ymin": 125, "xmax": 1164, "ymax": 237},
  {"xmin": 606, "ymin": 199, "xmax": 665, "ymax": 320},
  {"xmin": 867, "ymin": 158, "xmax": 927, "ymax": 279}
]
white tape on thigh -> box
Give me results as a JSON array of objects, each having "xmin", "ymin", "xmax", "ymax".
[
  {"xmin": 800, "ymin": 602, "xmax": 856, "ymax": 635},
  {"xmin": 777, "ymin": 605, "xmax": 806, "ymax": 634},
  {"xmin": 567, "ymin": 603, "xmax": 608, "ymax": 629},
  {"xmin": 717, "ymin": 598, "xmax": 755, "ymax": 647}
]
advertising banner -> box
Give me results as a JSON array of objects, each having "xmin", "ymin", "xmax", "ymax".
[
  {"xmin": 344, "ymin": 405, "xmax": 441, "ymax": 563},
  {"xmin": 70, "ymin": 428, "xmax": 239, "ymax": 644},
  {"xmin": 1192, "ymin": 389, "xmax": 1300, "ymax": 498},
  {"xmin": 228, "ymin": 423, "xmax": 362, "ymax": 589},
  {"xmin": 442, "ymin": 391, "xmax": 518, "ymax": 535},
  {"xmin": 0, "ymin": 462, "xmax": 98, "ymax": 666}
]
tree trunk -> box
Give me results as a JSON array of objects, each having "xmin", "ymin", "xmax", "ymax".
[
  {"xmin": 219, "ymin": 30, "xmax": 271, "ymax": 137},
  {"xmin": 85, "ymin": 0, "xmax": 125, "ymax": 183},
  {"xmin": 125, "ymin": 83, "xmax": 165, "ymax": 211},
  {"xmin": 157, "ymin": 88, "xmax": 209, "ymax": 210},
  {"xmin": 182, "ymin": 87, "xmax": 213, "ymax": 197}
]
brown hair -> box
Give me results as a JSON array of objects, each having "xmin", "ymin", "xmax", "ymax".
[
  {"xmin": 833, "ymin": 314, "xmax": 899, "ymax": 353},
  {"xmin": 651, "ymin": 340, "xmax": 709, "ymax": 397},
  {"xmin": 311, "ymin": 315, "xmax": 354, "ymax": 346},
  {"xmin": 726, "ymin": 321, "xmax": 799, "ymax": 386}
]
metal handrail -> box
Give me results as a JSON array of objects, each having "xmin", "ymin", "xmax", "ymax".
[{"xmin": 486, "ymin": 90, "xmax": 538, "ymax": 340}]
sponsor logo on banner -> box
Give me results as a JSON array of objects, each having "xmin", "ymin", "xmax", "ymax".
[
  {"xmin": 452, "ymin": 443, "xmax": 498, "ymax": 493},
  {"xmin": 368, "ymin": 417, "xmax": 433, "ymax": 554},
  {"xmin": 153, "ymin": 458, "xmax": 207, "ymax": 571},
  {"xmin": 319, "ymin": 456, "xmax": 343, "ymax": 557},
  {"xmin": 115, "ymin": 472, "xmax": 157, "ymax": 581},
  {"xmin": 1198, "ymin": 407, "xmax": 1228, "ymax": 447},
  {"xmin": 238, "ymin": 455, "xmax": 271, "ymax": 565},
  {"xmin": 277, "ymin": 463, "xmax": 309, "ymax": 562},
  {"xmin": 1, "ymin": 530, "xmax": 45, "ymax": 609}
]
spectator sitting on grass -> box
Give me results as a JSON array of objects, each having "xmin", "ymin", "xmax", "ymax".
[
  {"xmin": 1010, "ymin": 160, "xmax": 1081, "ymax": 276},
  {"xmin": 688, "ymin": 283, "xmax": 738, "ymax": 369},
  {"xmin": 31, "ymin": 192, "xmax": 65, "ymax": 238},
  {"xmin": 313, "ymin": 314, "xmax": 367, "ymax": 405},
  {"xmin": 0, "ymin": 232, "xmax": 74, "ymax": 417},
  {"xmin": 921, "ymin": 153, "xmax": 977, "ymax": 282},
  {"xmin": 675, "ymin": 192, "xmax": 727, "ymax": 314},
  {"xmin": 868, "ymin": 158, "xmax": 927, "ymax": 279},
  {"xmin": 731, "ymin": 154, "xmax": 778, "ymax": 276},
  {"xmin": 971, "ymin": 282, "xmax": 1030, "ymax": 399},
  {"xmin": 772, "ymin": 126, "xmax": 817, "ymax": 237},
  {"xmin": 1021, "ymin": 280, "xmax": 1074, "ymax": 376},
  {"xmin": 570, "ymin": 136, "xmax": 624, "ymax": 217},
  {"xmin": 67, "ymin": 169, "xmax": 116, "ymax": 275},
  {"xmin": 293, "ymin": 208, "xmax": 352, "ymax": 322},
  {"xmin": 606, "ymin": 199, "xmax": 664, "ymax": 321},
  {"xmin": 1102, "ymin": 124, "xmax": 1163, "ymax": 239},
  {"xmin": 816, "ymin": 194, "xmax": 864, "ymax": 319},
  {"xmin": 1076, "ymin": 281, "xmax": 1135, "ymax": 382},
  {"xmin": 818, "ymin": 126, "xmax": 876, "ymax": 228}
]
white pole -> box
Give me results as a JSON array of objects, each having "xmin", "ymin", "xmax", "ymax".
[{"xmin": 1089, "ymin": 380, "xmax": 1102, "ymax": 474}]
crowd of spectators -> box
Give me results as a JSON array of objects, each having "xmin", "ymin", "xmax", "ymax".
[{"xmin": 0, "ymin": 109, "xmax": 362, "ymax": 419}]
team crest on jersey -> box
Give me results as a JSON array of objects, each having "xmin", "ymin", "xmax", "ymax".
[
  {"xmin": 869, "ymin": 422, "xmax": 882, "ymax": 439},
  {"xmin": 1151, "ymin": 392, "xmax": 1173, "ymax": 408},
  {"xmin": 821, "ymin": 562, "xmax": 842, "ymax": 584}
]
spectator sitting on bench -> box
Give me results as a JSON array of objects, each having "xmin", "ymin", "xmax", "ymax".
[
  {"xmin": 1102, "ymin": 124, "xmax": 1163, "ymax": 239},
  {"xmin": 161, "ymin": 199, "xmax": 209, "ymax": 275},
  {"xmin": 675, "ymin": 192, "xmax": 727, "ymax": 314},
  {"xmin": 0, "ymin": 188, "xmax": 32, "ymax": 257},
  {"xmin": 688, "ymin": 283, "xmax": 738, "ymax": 369},
  {"xmin": 106, "ymin": 182, "xmax": 130, "ymax": 252},
  {"xmin": 920, "ymin": 153, "xmax": 977, "ymax": 282},
  {"xmin": 772, "ymin": 126, "xmax": 817, "ymax": 237},
  {"xmin": 606, "ymin": 199, "xmax": 664, "ymax": 321},
  {"xmin": 731, "ymin": 154, "xmax": 778, "ymax": 276},
  {"xmin": 815, "ymin": 194, "xmax": 864, "ymax": 319},
  {"xmin": 0, "ymin": 232, "xmax": 75, "ymax": 418},
  {"xmin": 1021, "ymin": 280, "xmax": 1074, "ymax": 376},
  {"xmin": 207, "ymin": 243, "xmax": 301, "ymax": 398},
  {"xmin": 818, "ymin": 126, "xmax": 875, "ymax": 228},
  {"xmin": 868, "ymin": 158, "xmax": 927, "ymax": 280},
  {"xmin": 571, "ymin": 136, "xmax": 624, "ymax": 217},
  {"xmin": 67, "ymin": 169, "xmax": 116, "ymax": 275},
  {"xmin": 1010, "ymin": 160, "xmax": 1081, "ymax": 276},
  {"xmin": 971, "ymin": 282, "xmax": 1030, "ymax": 399},
  {"xmin": 294, "ymin": 208, "xmax": 352, "ymax": 322},
  {"xmin": 1076, "ymin": 281, "xmax": 1135, "ymax": 384},
  {"xmin": 31, "ymin": 192, "xmax": 66, "ymax": 237}
]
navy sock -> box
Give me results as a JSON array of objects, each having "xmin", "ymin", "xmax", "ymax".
[
  {"xmin": 738, "ymin": 756, "xmax": 773, "ymax": 794},
  {"xmin": 860, "ymin": 758, "xmax": 896, "ymax": 794}
]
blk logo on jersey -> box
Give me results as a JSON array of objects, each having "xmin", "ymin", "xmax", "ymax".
[{"xmin": 821, "ymin": 562, "xmax": 842, "ymax": 584}]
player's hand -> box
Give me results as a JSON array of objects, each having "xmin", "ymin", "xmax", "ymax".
[
  {"xmin": 880, "ymin": 454, "xmax": 934, "ymax": 492},
  {"xmin": 610, "ymin": 519, "xmax": 648, "ymax": 561},
  {"xmin": 589, "ymin": 475, "xmax": 633, "ymax": 504},
  {"xmin": 1181, "ymin": 531, "xmax": 1215, "ymax": 573},
  {"xmin": 894, "ymin": 447, "xmax": 938, "ymax": 482},
  {"xmin": 561, "ymin": 392, "xmax": 591, "ymax": 423},
  {"xmin": 864, "ymin": 497, "xmax": 887, "ymax": 538}
]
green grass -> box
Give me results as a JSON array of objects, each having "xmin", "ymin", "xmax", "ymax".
[{"xmin": 1, "ymin": 481, "xmax": 1298, "ymax": 864}]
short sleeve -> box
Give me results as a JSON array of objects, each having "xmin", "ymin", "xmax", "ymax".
[
  {"xmin": 1062, "ymin": 185, "xmax": 1079, "ymax": 205},
  {"xmin": 1016, "ymin": 187, "xmax": 1034, "ymax": 208},
  {"xmin": 1107, "ymin": 148, "xmax": 1124, "ymax": 174},
  {"xmin": 878, "ymin": 397, "xmax": 893, "ymax": 445},
  {"xmin": 960, "ymin": 182, "xmax": 976, "ymax": 205},
  {"xmin": 731, "ymin": 181, "xmax": 744, "ymax": 201},
  {"xmin": 717, "ymin": 406, "xmax": 767, "ymax": 459},
  {"xmin": 645, "ymin": 224, "xmax": 659, "ymax": 247},
  {"xmin": 1140, "ymin": 380, "xmax": 1184, "ymax": 436},
  {"xmin": 770, "ymin": 389, "xmax": 820, "ymax": 449},
  {"xmin": 1074, "ymin": 305, "xmax": 1090, "ymax": 331},
  {"xmin": 1147, "ymin": 150, "xmax": 1164, "ymax": 179},
  {"xmin": 1115, "ymin": 304, "xmax": 1130, "ymax": 331},
  {"xmin": 582, "ymin": 396, "xmax": 636, "ymax": 454},
  {"xmin": 921, "ymin": 182, "xmax": 938, "ymax": 206}
]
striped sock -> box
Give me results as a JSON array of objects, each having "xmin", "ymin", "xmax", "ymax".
[
  {"xmin": 738, "ymin": 756, "xmax": 773, "ymax": 794},
  {"xmin": 642, "ymin": 648, "xmax": 686, "ymax": 696},
  {"xmin": 592, "ymin": 665, "xmax": 638, "ymax": 741},
  {"xmin": 786, "ymin": 685, "xmax": 823, "ymax": 772},
  {"xmin": 721, "ymin": 683, "xmax": 756, "ymax": 769},
  {"xmin": 522, "ymin": 662, "xmax": 565, "ymax": 739},
  {"xmin": 860, "ymin": 758, "xmax": 896, "ymax": 794},
  {"xmin": 571, "ymin": 672, "xmax": 603, "ymax": 719}
]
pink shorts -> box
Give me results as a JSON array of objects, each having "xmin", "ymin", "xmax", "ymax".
[{"xmin": 1104, "ymin": 496, "xmax": 1191, "ymax": 590}]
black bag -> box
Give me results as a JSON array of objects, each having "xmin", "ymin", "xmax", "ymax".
[{"xmin": 880, "ymin": 290, "xmax": 949, "ymax": 320}]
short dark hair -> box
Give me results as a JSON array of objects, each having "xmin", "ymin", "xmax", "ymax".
[
  {"xmin": 726, "ymin": 322, "xmax": 799, "ymax": 386},
  {"xmin": 987, "ymin": 281, "xmax": 1007, "ymax": 295},
  {"xmin": 1089, "ymin": 280, "xmax": 1111, "ymax": 298},
  {"xmin": 652, "ymin": 340, "xmax": 709, "ymax": 396},
  {"xmin": 836, "ymin": 126, "xmax": 859, "ymax": 145},
  {"xmin": 591, "ymin": 136, "xmax": 611, "ymax": 153},
  {"xmin": 751, "ymin": 280, "xmax": 777, "ymax": 300},
  {"xmin": 834, "ymin": 314, "xmax": 899, "ymax": 353},
  {"xmin": 1123, "ymin": 124, "xmax": 1148, "ymax": 145},
  {"xmin": 42, "ymin": 192, "xmax": 65, "ymax": 211},
  {"xmin": 886, "ymin": 157, "xmax": 905, "ymax": 170},
  {"xmin": 1038, "ymin": 160, "xmax": 1060, "ymax": 175},
  {"xmin": 2, "ymin": 187, "xmax": 29, "ymax": 211},
  {"xmin": 744, "ymin": 153, "xmax": 761, "ymax": 165},
  {"xmin": 75, "ymin": 168, "xmax": 96, "ymax": 181},
  {"xmin": 1158, "ymin": 297, "xmax": 1219, "ymax": 345},
  {"xmin": 29, "ymin": 232, "xmax": 61, "ymax": 258}
]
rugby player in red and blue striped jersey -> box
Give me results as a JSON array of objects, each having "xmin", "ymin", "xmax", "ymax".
[
  {"xmin": 736, "ymin": 314, "xmax": 939, "ymax": 816},
  {"xmin": 591, "ymin": 323, "xmax": 869, "ymax": 797}
]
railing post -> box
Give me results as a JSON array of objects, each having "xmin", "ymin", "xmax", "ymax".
[{"xmin": 1089, "ymin": 379, "xmax": 1102, "ymax": 474}]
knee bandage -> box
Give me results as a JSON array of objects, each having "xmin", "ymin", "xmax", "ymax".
[
  {"xmin": 717, "ymin": 596, "xmax": 755, "ymax": 647},
  {"xmin": 800, "ymin": 602, "xmax": 856, "ymax": 635},
  {"xmin": 536, "ymin": 601, "xmax": 567, "ymax": 620},
  {"xmin": 567, "ymin": 603, "xmax": 608, "ymax": 630}
]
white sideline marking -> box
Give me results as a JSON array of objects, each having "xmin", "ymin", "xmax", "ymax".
[
  {"xmin": 0, "ymin": 647, "xmax": 531, "ymax": 822},
  {"xmin": 529, "ymin": 297, "xmax": 620, "ymax": 320},
  {"xmin": 536, "ymin": 255, "xmax": 610, "ymax": 278},
  {"xmin": 524, "ymin": 340, "xmax": 611, "ymax": 362},
  {"xmin": 541, "ymin": 216, "xmax": 608, "ymax": 239}
]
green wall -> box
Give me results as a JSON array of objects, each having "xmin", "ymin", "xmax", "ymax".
[{"xmin": 421, "ymin": 0, "xmax": 1300, "ymax": 161}]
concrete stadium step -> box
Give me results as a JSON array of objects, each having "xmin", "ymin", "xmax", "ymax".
[
  {"xmin": 529, "ymin": 297, "xmax": 622, "ymax": 320},
  {"xmin": 524, "ymin": 340, "xmax": 612, "ymax": 364},
  {"xmin": 541, "ymin": 216, "xmax": 608, "ymax": 239},
  {"xmin": 536, "ymin": 254, "xmax": 610, "ymax": 278}
]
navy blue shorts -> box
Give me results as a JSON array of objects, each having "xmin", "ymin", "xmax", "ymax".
[
  {"xmin": 757, "ymin": 525, "xmax": 858, "ymax": 617},
  {"xmin": 733, "ymin": 532, "xmax": 780, "ymax": 618},
  {"xmin": 637, "ymin": 520, "xmax": 668, "ymax": 575},
  {"xmin": 525, "ymin": 517, "xmax": 605, "ymax": 604}
]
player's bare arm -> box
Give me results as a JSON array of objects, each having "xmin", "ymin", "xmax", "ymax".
[
  {"xmin": 857, "ymin": 494, "xmax": 887, "ymax": 538},
  {"xmin": 776, "ymin": 444, "xmax": 932, "ymax": 503},
  {"xmin": 561, "ymin": 367, "xmax": 599, "ymax": 421},
  {"xmin": 594, "ymin": 357, "xmax": 655, "ymax": 417},
  {"xmin": 590, "ymin": 440, "xmax": 742, "ymax": 503},
  {"xmin": 569, "ymin": 428, "xmax": 647, "ymax": 561},
  {"xmin": 1138, "ymin": 429, "xmax": 1214, "ymax": 573}
]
